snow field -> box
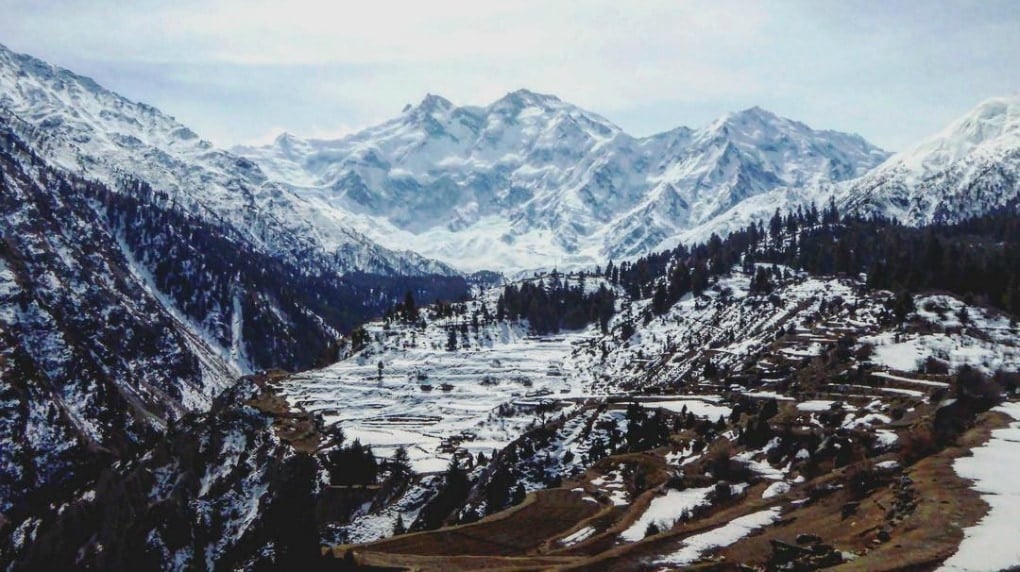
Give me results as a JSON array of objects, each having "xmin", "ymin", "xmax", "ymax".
[
  {"xmin": 939, "ymin": 402, "xmax": 1020, "ymax": 572},
  {"xmin": 620, "ymin": 486, "xmax": 715, "ymax": 541},
  {"xmin": 653, "ymin": 507, "xmax": 783, "ymax": 567}
]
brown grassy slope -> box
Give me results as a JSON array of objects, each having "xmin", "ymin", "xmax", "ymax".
[
  {"xmin": 331, "ymin": 488, "xmax": 600, "ymax": 570},
  {"xmin": 711, "ymin": 409, "xmax": 1007, "ymax": 572}
]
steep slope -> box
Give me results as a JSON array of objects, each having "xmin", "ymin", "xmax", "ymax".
[
  {"xmin": 298, "ymin": 217, "xmax": 1019, "ymax": 570},
  {"xmin": 236, "ymin": 92, "xmax": 887, "ymax": 271},
  {"xmin": 0, "ymin": 42, "xmax": 451, "ymax": 276},
  {"xmin": 842, "ymin": 95, "xmax": 1020, "ymax": 224},
  {"xmin": 288, "ymin": 263, "xmax": 1020, "ymax": 568},
  {"xmin": 0, "ymin": 44, "xmax": 474, "ymax": 563},
  {"xmin": 6, "ymin": 208, "xmax": 1020, "ymax": 569},
  {"xmin": 605, "ymin": 107, "xmax": 884, "ymax": 259},
  {"xmin": 683, "ymin": 95, "xmax": 1020, "ymax": 245},
  {"xmin": 0, "ymin": 131, "xmax": 233, "ymax": 525},
  {"xmin": 0, "ymin": 127, "xmax": 469, "ymax": 532},
  {"xmin": 4, "ymin": 373, "xmax": 327, "ymax": 570}
]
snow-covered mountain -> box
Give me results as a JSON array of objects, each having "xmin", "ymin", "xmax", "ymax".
[
  {"xmin": 236, "ymin": 91, "xmax": 888, "ymax": 271},
  {"xmin": 0, "ymin": 43, "xmax": 451, "ymax": 277},
  {"xmin": 0, "ymin": 125, "xmax": 469, "ymax": 528},
  {"xmin": 4, "ymin": 38, "xmax": 1020, "ymax": 570},
  {"xmin": 0, "ymin": 43, "xmax": 469, "ymax": 533},
  {"xmin": 841, "ymin": 95, "xmax": 1020, "ymax": 224},
  {"xmin": 683, "ymin": 95, "xmax": 1020, "ymax": 244}
]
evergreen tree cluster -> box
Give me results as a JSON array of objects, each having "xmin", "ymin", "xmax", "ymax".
[
  {"xmin": 496, "ymin": 277, "xmax": 616, "ymax": 334},
  {"xmin": 607, "ymin": 218, "xmax": 774, "ymax": 316},
  {"xmin": 90, "ymin": 179, "xmax": 469, "ymax": 371},
  {"xmin": 752, "ymin": 209, "xmax": 1020, "ymax": 316},
  {"xmin": 325, "ymin": 439, "xmax": 378, "ymax": 486},
  {"xmin": 624, "ymin": 403, "xmax": 671, "ymax": 451},
  {"xmin": 411, "ymin": 458, "xmax": 471, "ymax": 531},
  {"xmin": 388, "ymin": 291, "xmax": 420, "ymax": 324},
  {"xmin": 607, "ymin": 194, "xmax": 1019, "ymax": 320}
]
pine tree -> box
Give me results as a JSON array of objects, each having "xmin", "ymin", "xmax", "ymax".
[
  {"xmin": 512, "ymin": 483, "xmax": 527, "ymax": 505},
  {"xmin": 769, "ymin": 208, "xmax": 783, "ymax": 240},
  {"xmin": 403, "ymin": 290, "xmax": 418, "ymax": 322},
  {"xmin": 391, "ymin": 445, "xmax": 412, "ymax": 477},
  {"xmin": 891, "ymin": 291, "xmax": 916, "ymax": 324},
  {"xmin": 645, "ymin": 522, "xmax": 661, "ymax": 538},
  {"xmin": 691, "ymin": 260, "xmax": 709, "ymax": 296},
  {"xmin": 651, "ymin": 283, "xmax": 669, "ymax": 315},
  {"xmin": 496, "ymin": 295, "xmax": 506, "ymax": 321}
]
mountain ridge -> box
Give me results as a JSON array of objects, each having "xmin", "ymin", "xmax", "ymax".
[
  {"xmin": 683, "ymin": 94, "xmax": 1020, "ymax": 244},
  {"xmin": 0, "ymin": 42, "xmax": 455, "ymax": 277},
  {"xmin": 1, "ymin": 42, "xmax": 1019, "ymax": 571},
  {"xmin": 236, "ymin": 90, "xmax": 888, "ymax": 271},
  {"xmin": 0, "ymin": 42, "xmax": 471, "ymax": 533}
]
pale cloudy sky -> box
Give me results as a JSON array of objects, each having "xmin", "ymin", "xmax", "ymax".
[{"xmin": 2, "ymin": 0, "xmax": 1017, "ymax": 150}]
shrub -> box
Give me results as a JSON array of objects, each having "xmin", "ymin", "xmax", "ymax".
[
  {"xmin": 918, "ymin": 356, "xmax": 950, "ymax": 375},
  {"xmin": 899, "ymin": 425, "xmax": 935, "ymax": 464},
  {"xmin": 846, "ymin": 462, "xmax": 881, "ymax": 499},
  {"xmin": 645, "ymin": 522, "xmax": 661, "ymax": 538},
  {"xmin": 993, "ymin": 370, "xmax": 1020, "ymax": 396},
  {"xmin": 955, "ymin": 365, "xmax": 1001, "ymax": 402},
  {"xmin": 855, "ymin": 343, "xmax": 875, "ymax": 362},
  {"xmin": 711, "ymin": 481, "xmax": 733, "ymax": 502}
]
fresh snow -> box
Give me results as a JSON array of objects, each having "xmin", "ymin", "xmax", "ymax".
[
  {"xmin": 560, "ymin": 526, "xmax": 597, "ymax": 546},
  {"xmin": 939, "ymin": 402, "xmax": 1020, "ymax": 572},
  {"xmin": 762, "ymin": 481, "xmax": 791, "ymax": 499},
  {"xmin": 235, "ymin": 91, "xmax": 887, "ymax": 272},
  {"xmin": 279, "ymin": 286, "xmax": 603, "ymax": 473},
  {"xmin": 871, "ymin": 372, "xmax": 950, "ymax": 388},
  {"xmin": 654, "ymin": 507, "xmax": 782, "ymax": 567},
  {"xmin": 674, "ymin": 96, "xmax": 1020, "ymax": 253},
  {"xmin": 634, "ymin": 399, "xmax": 733, "ymax": 420},
  {"xmin": 797, "ymin": 400, "xmax": 839, "ymax": 412},
  {"xmin": 0, "ymin": 43, "xmax": 450, "ymax": 278},
  {"xmin": 620, "ymin": 486, "xmax": 715, "ymax": 542}
]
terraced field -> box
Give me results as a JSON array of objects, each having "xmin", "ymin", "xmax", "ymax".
[{"xmin": 289, "ymin": 270, "xmax": 1020, "ymax": 569}]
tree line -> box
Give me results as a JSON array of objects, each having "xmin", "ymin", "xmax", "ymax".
[{"xmin": 602, "ymin": 198, "xmax": 1019, "ymax": 319}]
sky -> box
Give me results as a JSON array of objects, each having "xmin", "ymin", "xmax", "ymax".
[{"xmin": 1, "ymin": 0, "xmax": 1018, "ymax": 151}]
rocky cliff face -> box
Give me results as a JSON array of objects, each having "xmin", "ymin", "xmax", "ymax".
[{"xmin": 3, "ymin": 373, "xmax": 325, "ymax": 570}]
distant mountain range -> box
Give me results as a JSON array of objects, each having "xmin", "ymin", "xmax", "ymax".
[
  {"xmin": 235, "ymin": 91, "xmax": 890, "ymax": 270},
  {"xmin": 2, "ymin": 39, "xmax": 1019, "ymax": 525},
  {"xmin": 685, "ymin": 94, "xmax": 1020, "ymax": 243},
  {"xmin": 2, "ymin": 41, "xmax": 1020, "ymax": 570},
  {"xmin": 237, "ymin": 89, "xmax": 1020, "ymax": 272}
]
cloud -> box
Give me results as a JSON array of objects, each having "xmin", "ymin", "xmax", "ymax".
[
  {"xmin": 1, "ymin": 0, "xmax": 1018, "ymax": 149},
  {"xmin": 238, "ymin": 123, "xmax": 360, "ymax": 147}
]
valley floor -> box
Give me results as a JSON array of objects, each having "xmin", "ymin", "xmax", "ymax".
[{"xmin": 270, "ymin": 269, "xmax": 1020, "ymax": 570}]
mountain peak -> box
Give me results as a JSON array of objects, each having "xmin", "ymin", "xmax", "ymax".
[
  {"xmin": 415, "ymin": 93, "xmax": 454, "ymax": 112},
  {"xmin": 889, "ymin": 94, "xmax": 1020, "ymax": 176},
  {"xmin": 491, "ymin": 89, "xmax": 562, "ymax": 113},
  {"xmin": 273, "ymin": 131, "xmax": 298, "ymax": 144},
  {"xmin": 734, "ymin": 105, "xmax": 778, "ymax": 120},
  {"xmin": 271, "ymin": 131, "xmax": 305, "ymax": 154},
  {"xmin": 838, "ymin": 93, "xmax": 1020, "ymax": 227},
  {"xmin": 948, "ymin": 95, "xmax": 1020, "ymax": 140},
  {"xmin": 718, "ymin": 106, "xmax": 788, "ymax": 129},
  {"xmin": 694, "ymin": 106, "xmax": 793, "ymax": 145},
  {"xmin": 506, "ymin": 88, "xmax": 560, "ymax": 102}
]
